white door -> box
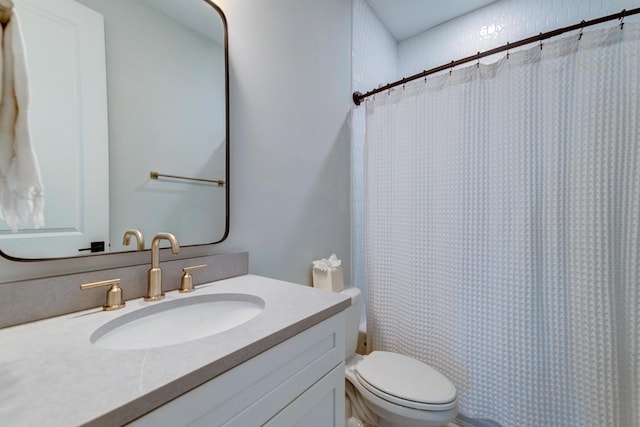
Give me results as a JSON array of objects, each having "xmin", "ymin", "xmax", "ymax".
[{"xmin": 0, "ymin": 0, "xmax": 109, "ymax": 258}]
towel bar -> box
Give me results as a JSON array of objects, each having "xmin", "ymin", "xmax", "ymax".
[{"xmin": 150, "ymin": 171, "xmax": 225, "ymax": 186}]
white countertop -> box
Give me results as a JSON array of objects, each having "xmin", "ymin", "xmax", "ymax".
[{"xmin": 0, "ymin": 274, "xmax": 351, "ymax": 426}]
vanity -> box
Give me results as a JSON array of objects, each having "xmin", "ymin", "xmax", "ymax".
[{"xmin": 0, "ymin": 274, "xmax": 350, "ymax": 426}]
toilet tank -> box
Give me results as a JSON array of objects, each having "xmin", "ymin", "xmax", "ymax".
[{"xmin": 341, "ymin": 287, "xmax": 361, "ymax": 359}]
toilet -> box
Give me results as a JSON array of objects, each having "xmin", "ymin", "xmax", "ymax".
[{"xmin": 342, "ymin": 287, "xmax": 458, "ymax": 427}]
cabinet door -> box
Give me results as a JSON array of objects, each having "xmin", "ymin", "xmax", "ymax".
[
  {"xmin": 128, "ymin": 313, "xmax": 345, "ymax": 427},
  {"xmin": 264, "ymin": 363, "xmax": 345, "ymax": 427}
]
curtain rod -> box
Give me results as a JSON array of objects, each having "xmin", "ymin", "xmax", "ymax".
[{"xmin": 353, "ymin": 7, "xmax": 640, "ymax": 106}]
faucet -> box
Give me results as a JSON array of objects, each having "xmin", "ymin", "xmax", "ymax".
[
  {"xmin": 122, "ymin": 229, "xmax": 145, "ymax": 250},
  {"xmin": 145, "ymin": 232, "xmax": 180, "ymax": 301}
]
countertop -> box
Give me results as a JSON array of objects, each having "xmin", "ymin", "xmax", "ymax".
[{"xmin": 0, "ymin": 274, "xmax": 351, "ymax": 426}]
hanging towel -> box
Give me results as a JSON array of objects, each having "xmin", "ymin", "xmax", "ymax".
[{"xmin": 0, "ymin": 2, "xmax": 44, "ymax": 232}]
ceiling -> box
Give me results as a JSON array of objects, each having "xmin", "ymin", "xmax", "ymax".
[{"xmin": 366, "ymin": 0, "xmax": 498, "ymax": 41}]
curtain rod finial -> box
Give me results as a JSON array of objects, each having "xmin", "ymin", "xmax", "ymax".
[{"xmin": 353, "ymin": 91, "xmax": 363, "ymax": 106}]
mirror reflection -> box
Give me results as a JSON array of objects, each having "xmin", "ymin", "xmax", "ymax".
[{"xmin": 0, "ymin": 0, "xmax": 228, "ymax": 259}]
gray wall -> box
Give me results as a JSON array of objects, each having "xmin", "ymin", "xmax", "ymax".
[{"xmin": 215, "ymin": 0, "xmax": 352, "ymax": 286}]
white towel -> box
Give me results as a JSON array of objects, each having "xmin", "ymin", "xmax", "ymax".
[{"xmin": 0, "ymin": 6, "xmax": 44, "ymax": 232}]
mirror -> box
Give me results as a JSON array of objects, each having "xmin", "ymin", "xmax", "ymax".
[{"xmin": 0, "ymin": 0, "xmax": 228, "ymax": 260}]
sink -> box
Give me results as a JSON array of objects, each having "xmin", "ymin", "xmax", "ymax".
[{"xmin": 90, "ymin": 293, "xmax": 265, "ymax": 350}]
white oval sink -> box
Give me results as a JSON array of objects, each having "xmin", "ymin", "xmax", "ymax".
[{"xmin": 90, "ymin": 293, "xmax": 265, "ymax": 350}]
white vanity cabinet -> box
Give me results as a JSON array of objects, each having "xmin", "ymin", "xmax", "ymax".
[{"xmin": 129, "ymin": 312, "xmax": 345, "ymax": 427}]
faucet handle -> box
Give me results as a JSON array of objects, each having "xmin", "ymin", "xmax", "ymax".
[
  {"xmin": 81, "ymin": 278, "xmax": 126, "ymax": 311},
  {"xmin": 179, "ymin": 264, "xmax": 207, "ymax": 293}
]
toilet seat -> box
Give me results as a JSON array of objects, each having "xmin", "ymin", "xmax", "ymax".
[{"xmin": 354, "ymin": 351, "xmax": 457, "ymax": 411}]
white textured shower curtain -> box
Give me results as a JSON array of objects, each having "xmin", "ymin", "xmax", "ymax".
[{"xmin": 364, "ymin": 23, "xmax": 640, "ymax": 427}]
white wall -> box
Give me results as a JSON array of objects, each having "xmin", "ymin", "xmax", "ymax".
[{"xmin": 214, "ymin": 0, "xmax": 352, "ymax": 286}]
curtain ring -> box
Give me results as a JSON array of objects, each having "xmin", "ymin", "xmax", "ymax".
[
  {"xmin": 449, "ymin": 60, "xmax": 454, "ymax": 76},
  {"xmin": 578, "ymin": 20, "xmax": 585, "ymax": 40},
  {"xmin": 539, "ymin": 33, "xmax": 543, "ymax": 50},
  {"xmin": 476, "ymin": 52, "xmax": 480, "ymax": 68},
  {"xmin": 619, "ymin": 9, "xmax": 626, "ymax": 30},
  {"xmin": 506, "ymin": 42, "xmax": 510, "ymax": 59}
]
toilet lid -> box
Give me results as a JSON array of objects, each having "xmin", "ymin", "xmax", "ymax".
[{"xmin": 355, "ymin": 351, "xmax": 457, "ymax": 407}]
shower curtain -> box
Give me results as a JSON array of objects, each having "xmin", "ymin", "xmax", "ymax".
[{"xmin": 364, "ymin": 23, "xmax": 640, "ymax": 427}]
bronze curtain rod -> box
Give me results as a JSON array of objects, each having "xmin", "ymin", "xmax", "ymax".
[{"xmin": 353, "ymin": 7, "xmax": 640, "ymax": 106}]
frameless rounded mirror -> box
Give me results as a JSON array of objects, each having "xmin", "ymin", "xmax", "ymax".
[{"xmin": 0, "ymin": 0, "xmax": 228, "ymax": 260}]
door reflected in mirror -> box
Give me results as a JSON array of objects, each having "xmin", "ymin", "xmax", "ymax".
[{"xmin": 0, "ymin": 0, "xmax": 228, "ymax": 259}]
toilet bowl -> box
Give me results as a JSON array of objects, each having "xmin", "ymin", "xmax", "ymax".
[{"xmin": 342, "ymin": 288, "xmax": 458, "ymax": 427}]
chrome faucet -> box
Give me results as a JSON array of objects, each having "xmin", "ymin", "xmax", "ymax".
[
  {"xmin": 122, "ymin": 229, "xmax": 145, "ymax": 251},
  {"xmin": 145, "ymin": 232, "xmax": 180, "ymax": 301}
]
